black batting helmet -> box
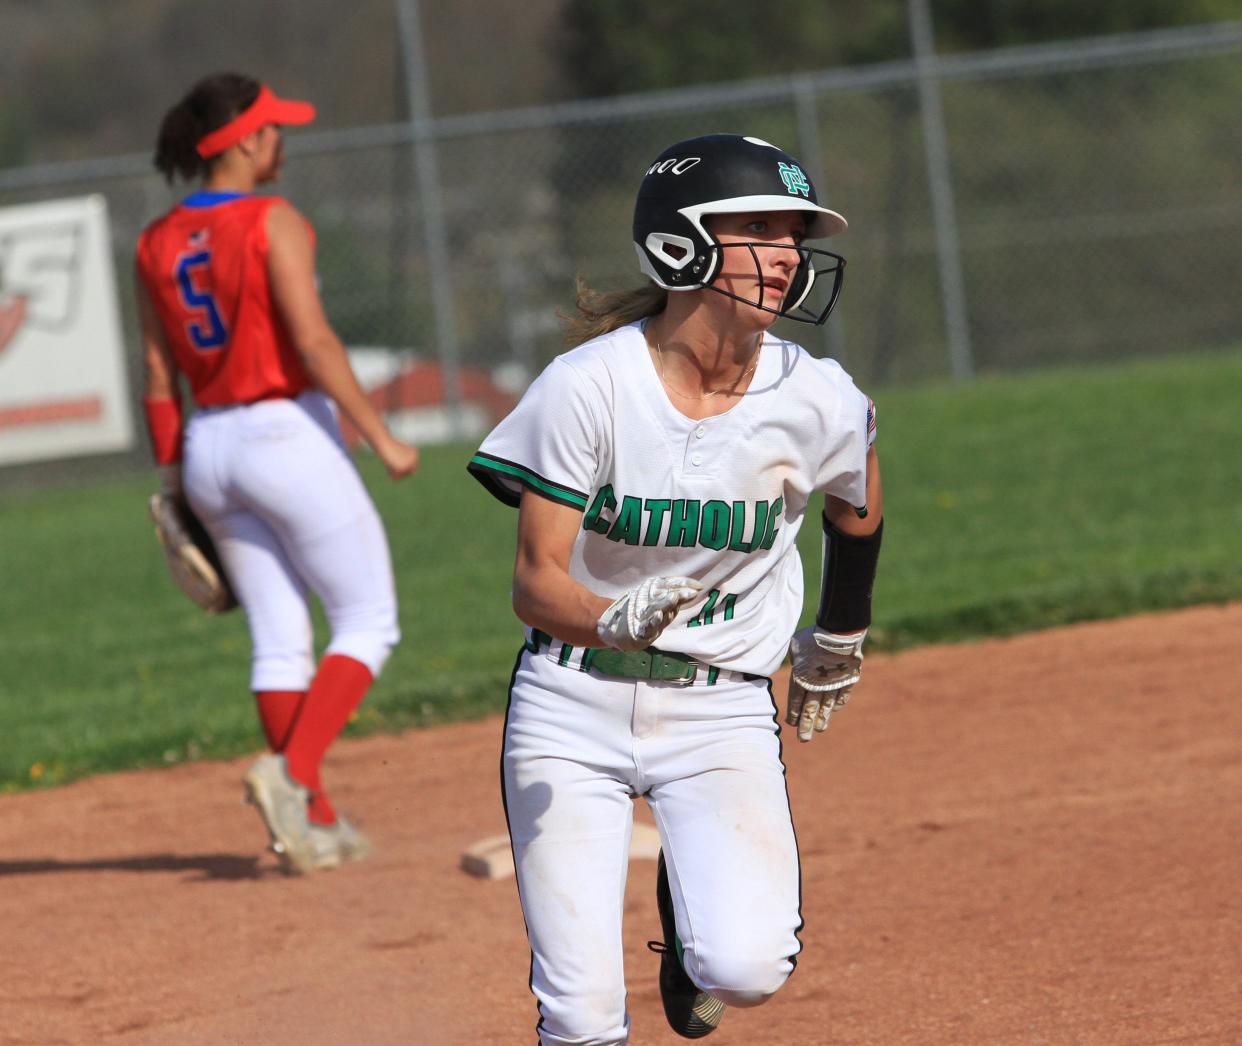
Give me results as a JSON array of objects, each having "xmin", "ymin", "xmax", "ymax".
[{"xmin": 633, "ymin": 134, "xmax": 847, "ymax": 324}]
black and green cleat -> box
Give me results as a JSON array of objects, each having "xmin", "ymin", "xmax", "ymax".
[{"xmin": 648, "ymin": 851, "xmax": 727, "ymax": 1039}]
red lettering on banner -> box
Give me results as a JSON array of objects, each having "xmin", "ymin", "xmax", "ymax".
[{"xmin": 0, "ymin": 396, "xmax": 104, "ymax": 429}]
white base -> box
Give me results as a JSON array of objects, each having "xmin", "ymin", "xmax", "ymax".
[{"xmin": 461, "ymin": 821, "xmax": 662, "ymax": 880}]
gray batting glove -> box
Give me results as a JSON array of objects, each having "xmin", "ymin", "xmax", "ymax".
[
  {"xmin": 786, "ymin": 625, "xmax": 867, "ymax": 743},
  {"xmin": 596, "ymin": 576, "xmax": 703, "ymax": 652}
]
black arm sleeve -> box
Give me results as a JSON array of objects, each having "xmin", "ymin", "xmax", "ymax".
[{"xmin": 816, "ymin": 513, "xmax": 883, "ymax": 633}]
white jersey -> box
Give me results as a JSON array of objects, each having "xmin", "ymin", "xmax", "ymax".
[{"xmin": 469, "ymin": 320, "xmax": 874, "ymax": 677}]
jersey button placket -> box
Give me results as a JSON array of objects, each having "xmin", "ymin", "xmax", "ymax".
[
  {"xmin": 682, "ymin": 419, "xmax": 713, "ymax": 474},
  {"xmin": 688, "ymin": 423, "xmax": 707, "ymax": 469}
]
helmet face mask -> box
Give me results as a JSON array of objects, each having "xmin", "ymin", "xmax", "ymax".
[
  {"xmin": 633, "ymin": 134, "xmax": 848, "ymax": 326},
  {"xmin": 691, "ymin": 240, "xmax": 846, "ymax": 326}
]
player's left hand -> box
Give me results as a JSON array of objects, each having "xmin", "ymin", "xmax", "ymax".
[
  {"xmin": 149, "ymin": 490, "xmax": 238, "ymax": 615},
  {"xmin": 786, "ymin": 625, "xmax": 867, "ymax": 743}
]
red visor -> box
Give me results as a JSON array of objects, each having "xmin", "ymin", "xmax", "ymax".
[{"xmin": 195, "ymin": 85, "xmax": 316, "ymax": 158}]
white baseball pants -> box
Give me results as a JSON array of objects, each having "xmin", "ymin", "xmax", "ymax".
[
  {"xmin": 503, "ymin": 646, "xmax": 802, "ymax": 1046},
  {"xmin": 182, "ymin": 391, "xmax": 399, "ymax": 691}
]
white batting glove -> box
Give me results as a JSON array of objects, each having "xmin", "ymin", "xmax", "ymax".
[
  {"xmin": 596, "ymin": 576, "xmax": 703, "ymax": 652},
  {"xmin": 786, "ymin": 625, "xmax": 867, "ymax": 743}
]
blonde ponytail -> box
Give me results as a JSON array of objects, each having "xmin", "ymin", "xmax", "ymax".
[{"xmin": 560, "ymin": 276, "xmax": 667, "ymax": 346}]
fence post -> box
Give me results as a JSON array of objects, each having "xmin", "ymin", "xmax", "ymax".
[
  {"xmin": 907, "ymin": 0, "xmax": 974, "ymax": 380},
  {"xmin": 792, "ymin": 74, "xmax": 848, "ymax": 364},
  {"xmin": 394, "ymin": 0, "xmax": 466, "ymax": 435}
]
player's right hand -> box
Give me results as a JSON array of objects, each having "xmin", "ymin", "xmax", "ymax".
[
  {"xmin": 596, "ymin": 576, "xmax": 703, "ymax": 651},
  {"xmin": 786, "ymin": 625, "xmax": 867, "ymax": 742},
  {"xmin": 378, "ymin": 436, "xmax": 420, "ymax": 480}
]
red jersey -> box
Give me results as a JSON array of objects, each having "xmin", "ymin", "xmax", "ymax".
[{"xmin": 136, "ymin": 192, "xmax": 314, "ymax": 406}]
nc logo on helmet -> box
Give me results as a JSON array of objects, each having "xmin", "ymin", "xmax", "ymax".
[{"xmin": 778, "ymin": 162, "xmax": 811, "ymax": 198}]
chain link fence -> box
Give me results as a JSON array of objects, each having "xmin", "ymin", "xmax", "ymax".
[{"xmin": 2, "ymin": 22, "xmax": 1240, "ymax": 455}]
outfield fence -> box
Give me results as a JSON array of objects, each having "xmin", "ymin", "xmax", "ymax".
[{"xmin": 1, "ymin": 20, "xmax": 1240, "ymax": 453}]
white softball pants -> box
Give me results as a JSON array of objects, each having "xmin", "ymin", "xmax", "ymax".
[
  {"xmin": 503, "ymin": 646, "xmax": 802, "ymax": 1046},
  {"xmin": 182, "ymin": 391, "xmax": 399, "ymax": 691}
]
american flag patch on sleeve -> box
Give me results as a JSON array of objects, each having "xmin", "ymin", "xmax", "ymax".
[{"xmin": 866, "ymin": 397, "xmax": 877, "ymax": 445}]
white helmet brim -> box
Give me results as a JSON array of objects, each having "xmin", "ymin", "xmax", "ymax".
[{"xmin": 681, "ymin": 195, "xmax": 847, "ymax": 239}]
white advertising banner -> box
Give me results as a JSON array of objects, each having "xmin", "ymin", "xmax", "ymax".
[{"xmin": 0, "ymin": 194, "xmax": 134, "ymax": 466}]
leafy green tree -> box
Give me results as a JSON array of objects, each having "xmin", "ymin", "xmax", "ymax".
[
  {"xmin": 555, "ymin": 1, "xmax": 907, "ymax": 98},
  {"xmin": 934, "ymin": 0, "xmax": 1242, "ymax": 51},
  {"xmin": 554, "ymin": 0, "xmax": 1242, "ymax": 97}
]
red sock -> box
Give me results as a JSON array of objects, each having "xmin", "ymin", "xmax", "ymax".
[
  {"xmin": 283, "ymin": 654, "xmax": 373, "ymax": 824},
  {"xmin": 256, "ymin": 690, "xmax": 334, "ymax": 823},
  {"xmin": 254, "ymin": 691, "xmax": 306, "ymax": 752},
  {"xmin": 307, "ymin": 792, "xmax": 337, "ymax": 826}
]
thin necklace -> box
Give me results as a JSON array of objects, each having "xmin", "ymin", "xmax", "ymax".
[{"xmin": 654, "ymin": 339, "xmax": 761, "ymax": 401}]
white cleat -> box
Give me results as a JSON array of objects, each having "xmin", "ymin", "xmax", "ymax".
[
  {"xmin": 243, "ymin": 754, "xmax": 314, "ymax": 875},
  {"xmin": 306, "ymin": 815, "xmax": 374, "ymax": 872}
]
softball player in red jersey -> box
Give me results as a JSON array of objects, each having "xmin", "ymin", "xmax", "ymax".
[
  {"xmin": 469, "ymin": 134, "xmax": 884, "ymax": 1043},
  {"xmin": 136, "ymin": 73, "xmax": 419, "ymax": 875}
]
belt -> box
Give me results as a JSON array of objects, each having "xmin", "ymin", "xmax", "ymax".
[{"xmin": 528, "ymin": 629, "xmax": 763, "ymax": 687}]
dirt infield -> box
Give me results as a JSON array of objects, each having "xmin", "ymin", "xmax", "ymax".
[{"xmin": 3, "ymin": 603, "xmax": 1239, "ymax": 1045}]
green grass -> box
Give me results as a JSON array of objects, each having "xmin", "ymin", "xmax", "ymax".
[
  {"xmin": 862, "ymin": 348, "xmax": 1242, "ymax": 646},
  {"xmin": 3, "ymin": 347, "xmax": 1239, "ymax": 791}
]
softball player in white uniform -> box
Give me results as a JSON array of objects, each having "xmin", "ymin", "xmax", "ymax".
[{"xmin": 470, "ymin": 134, "xmax": 884, "ymax": 1044}]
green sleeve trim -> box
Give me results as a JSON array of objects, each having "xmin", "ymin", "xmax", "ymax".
[{"xmin": 467, "ymin": 452, "xmax": 589, "ymax": 511}]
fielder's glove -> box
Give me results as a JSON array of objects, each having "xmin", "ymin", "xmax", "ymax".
[
  {"xmin": 786, "ymin": 625, "xmax": 867, "ymax": 743},
  {"xmin": 597, "ymin": 576, "xmax": 703, "ymax": 652},
  {"xmin": 149, "ymin": 491, "xmax": 239, "ymax": 614}
]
